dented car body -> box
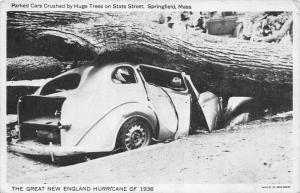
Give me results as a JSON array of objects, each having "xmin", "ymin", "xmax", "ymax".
[{"xmin": 8, "ymin": 63, "xmax": 228, "ymax": 159}]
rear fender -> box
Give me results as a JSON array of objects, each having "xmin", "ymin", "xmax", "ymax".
[{"xmin": 76, "ymin": 102, "xmax": 157, "ymax": 152}]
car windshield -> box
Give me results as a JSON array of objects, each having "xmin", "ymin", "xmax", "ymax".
[{"xmin": 40, "ymin": 73, "xmax": 81, "ymax": 95}]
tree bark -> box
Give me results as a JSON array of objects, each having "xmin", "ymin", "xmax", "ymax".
[
  {"xmin": 7, "ymin": 56, "xmax": 91, "ymax": 80},
  {"xmin": 7, "ymin": 12, "xmax": 293, "ymax": 107}
]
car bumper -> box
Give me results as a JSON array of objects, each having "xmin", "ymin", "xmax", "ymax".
[{"xmin": 8, "ymin": 140, "xmax": 87, "ymax": 158}]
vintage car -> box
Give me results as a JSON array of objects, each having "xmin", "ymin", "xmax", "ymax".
[{"xmin": 8, "ymin": 63, "xmax": 252, "ymax": 161}]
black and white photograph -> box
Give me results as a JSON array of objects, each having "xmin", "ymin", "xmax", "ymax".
[{"xmin": 0, "ymin": 0, "xmax": 299, "ymax": 192}]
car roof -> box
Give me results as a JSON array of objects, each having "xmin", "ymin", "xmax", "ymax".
[
  {"xmin": 65, "ymin": 62, "xmax": 183, "ymax": 75},
  {"xmin": 138, "ymin": 64, "xmax": 183, "ymax": 74}
]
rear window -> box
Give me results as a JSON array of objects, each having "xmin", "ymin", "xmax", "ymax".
[
  {"xmin": 40, "ymin": 74, "xmax": 81, "ymax": 95},
  {"xmin": 112, "ymin": 66, "xmax": 137, "ymax": 84}
]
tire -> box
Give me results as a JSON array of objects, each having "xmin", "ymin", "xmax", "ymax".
[{"xmin": 119, "ymin": 118, "xmax": 152, "ymax": 151}]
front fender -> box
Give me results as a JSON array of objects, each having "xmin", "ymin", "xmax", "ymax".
[
  {"xmin": 198, "ymin": 91, "xmax": 222, "ymax": 131},
  {"xmin": 224, "ymin": 97, "xmax": 254, "ymax": 126},
  {"xmin": 75, "ymin": 102, "xmax": 158, "ymax": 152}
]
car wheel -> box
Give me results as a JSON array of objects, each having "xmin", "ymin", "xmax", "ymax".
[{"xmin": 120, "ymin": 118, "xmax": 152, "ymax": 151}]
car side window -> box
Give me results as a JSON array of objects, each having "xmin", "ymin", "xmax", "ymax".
[
  {"xmin": 112, "ymin": 66, "xmax": 137, "ymax": 84},
  {"xmin": 139, "ymin": 65, "xmax": 186, "ymax": 91},
  {"xmin": 40, "ymin": 74, "xmax": 81, "ymax": 95}
]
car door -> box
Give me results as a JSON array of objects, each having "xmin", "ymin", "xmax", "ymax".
[
  {"xmin": 184, "ymin": 75, "xmax": 221, "ymax": 132},
  {"xmin": 138, "ymin": 65, "xmax": 191, "ymax": 140},
  {"xmin": 144, "ymin": 84, "xmax": 178, "ymax": 141},
  {"xmin": 163, "ymin": 87, "xmax": 191, "ymax": 139},
  {"xmin": 161, "ymin": 73, "xmax": 191, "ymax": 139}
]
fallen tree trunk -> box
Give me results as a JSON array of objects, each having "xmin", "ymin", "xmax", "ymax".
[
  {"xmin": 7, "ymin": 56, "xmax": 91, "ymax": 80},
  {"xmin": 7, "ymin": 56, "xmax": 64, "ymax": 80},
  {"xmin": 7, "ymin": 12, "xmax": 293, "ymax": 107}
]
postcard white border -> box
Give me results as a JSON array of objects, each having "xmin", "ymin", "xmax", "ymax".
[{"xmin": 0, "ymin": 0, "xmax": 299, "ymax": 192}]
